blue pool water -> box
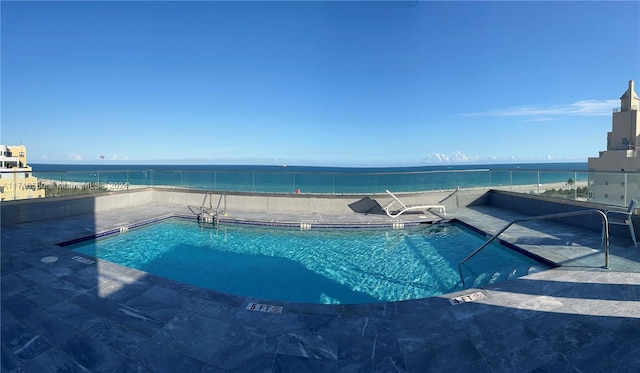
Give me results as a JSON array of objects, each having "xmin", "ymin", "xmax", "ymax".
[{"xmin": 65, "ymin": 219, "xmax": 550, "ymax": 304}]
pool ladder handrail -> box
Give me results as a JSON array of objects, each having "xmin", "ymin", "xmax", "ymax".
[
  {"xmin": 458, "ymin": 209, "xmax": 610, "ymax": 287},
  {"xmin": 214, "ymin": 192, "xmax": 227, "ymax": 217},
  {"xmin": 197, "ymin": 191, "xmax": 227, "ymax": 223},
  {"xmin": 201, "ymin": 191, "xmax": 213, "ymax": 214}
]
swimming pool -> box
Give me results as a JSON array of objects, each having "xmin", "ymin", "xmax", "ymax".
[{"xmin": 63, "ymin": 218, "xmax": 551, "ymax": 304}]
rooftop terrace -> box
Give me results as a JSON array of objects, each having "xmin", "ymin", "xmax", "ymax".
[{"xmin": 1, "ymin": 189, "xmax": 639, "ymax": 372}]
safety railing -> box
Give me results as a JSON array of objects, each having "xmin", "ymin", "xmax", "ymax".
[
  {"xmin": 6, "ymin": 167, "xmax": 637, "ymax": 208},
  {"xmin": 26, "ymin": 168, "xmax": 590, "ymax": 195},
  {"xmin": 458, "ymin": 209, "xmax": 610, "ymax": 287}
]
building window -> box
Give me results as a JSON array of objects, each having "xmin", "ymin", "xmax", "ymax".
[
  {"xmin": 24, "ymin": 173, "xmax": 29, "ymax": 178},
  {"xmin": 623, "ymin": 138, "xmax": 629, "ymax": 145},
  {"xmin": 621, "ymin": 195, "xmax": 625, "ymax": 200},
  {"xmin": 621, "ymin": 182, "xmax": 626, "ymax": 187},
  {"xmin": 605, "ymin": 194, "xmax": 609, "ymax": 198},
  {"xmin": 605, "ymin": 181, "xmax": 609, "ymax": 185}
]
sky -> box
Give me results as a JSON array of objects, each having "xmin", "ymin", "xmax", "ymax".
[{"xmin": 1, "ymin": 1, "xmax": 639, "ymax": 167}]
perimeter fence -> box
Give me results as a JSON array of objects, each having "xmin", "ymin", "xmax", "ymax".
[{"xmin": 2, "ymin": 168, "xmax": 637, "ymax": 208}]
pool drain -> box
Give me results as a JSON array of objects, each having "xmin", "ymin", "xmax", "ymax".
[{"xmin": 41, "ymin": 256, "xmax": 59, "ymax": 263}]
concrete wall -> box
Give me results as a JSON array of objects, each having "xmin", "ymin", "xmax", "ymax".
[
  {"xmin": 3, "ymin": 187, "xmax": 635, "ymax": 240},
  {"xmin": 486, "ymin": 190, "xmax": 604, "ymax": 230},
  {"xmin": 1, "ymin": 188, "xmax": 153, "ymax": 225},
  {"xmin": 152, "ymin": 189, "xmax": 453, "ymax": 215},
  {"xmin": 484, "ymin": 190, "xmax": 639, "ymax": 237},
  {"xmin": 1, "ymin": 188, "xmax": 453, "ymax": 225},
  {"xmin": 438, "ymin": 188, "xmax": 638, "ymax": 239}
]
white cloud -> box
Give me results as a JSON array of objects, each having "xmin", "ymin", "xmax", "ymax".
[
  {"xmin": 108, "ymin": 154, "xmax": 130, "ymax": 161},
  {"xmin": 67, "ymin": 153, "xmax": 84, "ymax": 161},
  {"xmin": 424, "ymin": 152, "xmax": 589, "ymax": 164},
  {"xmin": 463, "ymin": 99, "xmax": 619, "ymax": 118},
  {"xmin": 433, "ymin": 153, "xmax": 449, "ymax": 162},
  {"xmin": 428, "ymin": 151, "xmax": 479, "ymax": 163}
]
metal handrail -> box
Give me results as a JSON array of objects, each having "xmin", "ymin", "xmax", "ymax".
[
  {"xmin": 458, "ymin": 209, "xmax": 610, "ymax": 287},
  {"xmin": 201, "ymin": 191, "xmax": 213, "ymax": 214},
  {"xmin": 215, "ymin": 192, "xmax": 227, "ymax": 216}
]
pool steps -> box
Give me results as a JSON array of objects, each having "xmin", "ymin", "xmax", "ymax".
[
  {"xmin": 458, "ymin": 209, "xmax": 609, "ymax": 287},
  {"xmin": 465, "ymin": 264, "xmax": 542, "ymax": 289}
]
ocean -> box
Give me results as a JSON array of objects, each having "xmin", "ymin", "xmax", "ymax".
[{"xmin": 31, "ymin": 162, "xmax": 589, "ymax": 194}]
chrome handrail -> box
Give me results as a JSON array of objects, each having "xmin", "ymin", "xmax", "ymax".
[
  {"xmin": 215, "ymin": 192, "xmax": 226, "ymax": 216},
  {"xmin": 458, "ymin": 209, "xmax": 610, "ymax": 287},
  {"xmin": 201, "ymin": 191, "xmax": 213, "ymax": 214}
]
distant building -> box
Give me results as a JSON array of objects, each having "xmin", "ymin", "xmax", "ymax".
[
  {"xmin": 0, "ymin": 144, "xmax": 45, "ymax": 201},
  {"xmin": 587, "ymin": 80, "xmax": 640, "ymax": 204}
]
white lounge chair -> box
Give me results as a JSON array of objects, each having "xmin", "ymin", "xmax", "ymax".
[
  {"xmin": 604, "ymin": 199, "xmax": 638, "ymax": 247},
  {"xmin": 382, "ymin": 190, "xmax": 446, "ymax": 218}
]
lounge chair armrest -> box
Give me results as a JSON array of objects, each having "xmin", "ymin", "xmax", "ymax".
[{"xmin": 605, "ymin": 210, "xmax": 631, "ymax": 217}]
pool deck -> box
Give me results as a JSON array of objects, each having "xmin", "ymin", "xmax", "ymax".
[{"xmin": 2, "ymin": 203, "xmax": 640, "ymax": 372}]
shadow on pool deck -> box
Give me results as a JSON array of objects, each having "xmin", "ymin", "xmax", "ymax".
[{"xmin": 1, "ymin": 204, "xmax": 640, "ymax": 372}]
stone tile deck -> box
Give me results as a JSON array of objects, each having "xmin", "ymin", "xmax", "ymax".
[{"xmin": 2, "ymin": 203, "xmax": 639, "ymax": 372}]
